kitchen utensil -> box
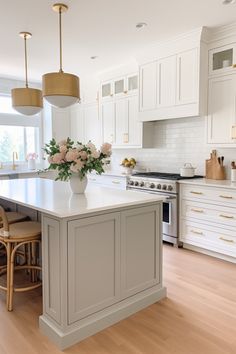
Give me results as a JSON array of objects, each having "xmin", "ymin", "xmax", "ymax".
[
  {"xmin": 221, "ymin": 156, "xmax": 224, "ymax": 166},
  {"xmin": 180, "ymin": 163, "xmax": 196, "ymax": 177}
]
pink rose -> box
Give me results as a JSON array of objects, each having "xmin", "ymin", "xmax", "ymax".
[
  {"xmin": 58, "ymin": 139, "xmax": 67, "ymax": 147},
  {"xmin": 87, "ymin": 142, "xmax": 96, "ymax": 151},
  {"xmin": 70, "ymin": 160, "xmax": 84, "ymax": 172},
  {"xmin": 48, "ymin": 156, "xmax": 53, "ymax": 164},
  {"xmin": 79, "ymin": 151, "xmax": 87, "ymax": 160},
  {"xmin": 59, "ymin": 145, "xmax": 67, "ymax": 153},
  {"xmin": 65, "ymin": 149, "xmax": 79, "ymax": 162},
  {"xmin": 101, "ymin": 143, "xmax": 112, "ymax": 156},
  {"xmin": 91, "ymin": 150, "xmax": 100, "ymax": 159},
  {"xmin": 52, "ymin": 152, "xmax": 64, "ymax": 164}
]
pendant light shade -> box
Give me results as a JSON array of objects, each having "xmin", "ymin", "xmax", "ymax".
[
  {"xmin": 42, "ymin": 3, "xmax": 80, "ymax": 108},
  {"xmin": 11, "ymin": 32, "xmax": 43, "ymax": 116}
]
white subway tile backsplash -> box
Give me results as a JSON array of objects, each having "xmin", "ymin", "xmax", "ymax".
[{"xmin": 111, "ymin": 116, "xmax": 236, "ymax": 178}]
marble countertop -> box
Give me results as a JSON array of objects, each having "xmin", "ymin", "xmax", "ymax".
[
  {"xmin": 178, "ymin": 178, "xmax": 236, "ymax": 190},
  {"xmin": 0, "ymin": 178, "xmax": 164, "ymax": 218},
  {"xmin": 0, "ymin": 169, "xmax": 39, "ymax": 176}
]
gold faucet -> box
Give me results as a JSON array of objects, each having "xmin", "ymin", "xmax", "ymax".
[{"xmin": 12, "ymin": 151, "xmax": 18, "ymax": 170}]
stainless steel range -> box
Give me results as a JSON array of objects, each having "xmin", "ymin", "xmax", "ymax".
[{"xmin": 127, "ymin": 172, "xmax": 203, "ymax": 246}]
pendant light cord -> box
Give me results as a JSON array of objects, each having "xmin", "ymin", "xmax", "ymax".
[
  {"xmin": 59, "ymin": 6, "xmax": 63, "ymax": 72},
  {"xmin": 24, "ymin": 34, "xmax": 29, "ymax": 88}
]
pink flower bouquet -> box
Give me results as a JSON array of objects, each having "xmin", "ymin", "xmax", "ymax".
[
  {"xmin": 44, "ymin": 138, "xmax": 112, "ymax": 181},
  {"xmin": 26, "ymin": 152, "xmax": 38, "ymax": 161}
]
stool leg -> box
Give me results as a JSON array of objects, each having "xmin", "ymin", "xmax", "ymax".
[
  {"xmin": 6, "ymin": 243, "xmax": 12, "ymax": 311},
  {"xmin": 31, "ymin": 242, "xmax": 37, "ymax": 283},
  {"xmin": 8, "ymin": 244, "xmax": 16, "ymax": 311}
]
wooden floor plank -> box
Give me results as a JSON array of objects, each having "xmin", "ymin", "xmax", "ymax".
[{"xmin": 0, "ymin": 245, "xmax": 235, "ymax": 353}]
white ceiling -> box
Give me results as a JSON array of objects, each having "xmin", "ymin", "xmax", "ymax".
[{"xmin": 0, "ymin": 0, "xmax": 236, "ymax": 82}]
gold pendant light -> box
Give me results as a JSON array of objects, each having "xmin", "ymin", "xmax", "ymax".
[
  {"xmin": 11, "ymin": 32, "xmax": 43, "ymax": 116},
  {"xmin": 42, "ymin": 3, "xmax": 80, "ymax": 108}
]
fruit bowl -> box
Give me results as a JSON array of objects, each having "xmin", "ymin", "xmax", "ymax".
[{"xmin": 120, "ymin": 158, "xmax": 136, "ymax": 175}]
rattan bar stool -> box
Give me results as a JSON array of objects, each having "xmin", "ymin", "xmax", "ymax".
[{"xmin": 0, "ymin": 206, "xmax": 42, "ymax": 311}]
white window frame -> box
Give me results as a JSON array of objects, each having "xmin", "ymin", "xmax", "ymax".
[{"xmin": 0, "ymin": 93, "xmax": 43, "ymax": 167}]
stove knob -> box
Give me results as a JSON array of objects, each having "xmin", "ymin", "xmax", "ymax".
[
  {"xmin": 140, "ymin": 181, "xmax": 144, "ymax": 187},
  {"xmin": 157, "ymin": 184, "xmax": 162, "ymax": 189},
  {"xmin": 134, "ymin": 181, "xmax": 139, "ymax": 186},
  {"xmin": 150, "ymin": 183, "xmax": 155, "ymax": 189},
  {"xmin": 129, "ymin": 180, "xmax": 134, "ymax": 186},
  {"xmin": 162, "ymin": 184, "xmax": 167, "ymax": 190},
  {"xmin": 167, "ymin": 185, "xmax": 173, "ymax": 191}
]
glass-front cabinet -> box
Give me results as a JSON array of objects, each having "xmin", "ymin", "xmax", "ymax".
[
  {"xmin": 209, "ymin": 44, "xmax": 236, "ymax": 75},
  {"xmin": 101, "ymin": 73, "xmax": 138, "ymax": 100}
]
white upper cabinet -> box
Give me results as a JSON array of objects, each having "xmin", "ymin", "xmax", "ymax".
[
  {"xmin": 157, "ymin": 55, "xmax": 176, "ymax": 107},
  {"xmin": 176, "ymin": 49, "xmax": 198, "ymax": 105},
  {"xmin": 139, "ymin": 62, "xmax": 157, "ymax": 111},
  {"xmin": 207, "ymin": 75, "xmax": 236, "ymax": 146},
  {"xmin": 101, "ymin": 73, "xmax": 138, "ymax": 101},
  {"xmin": 209, "ymin": 43, "xmax": 236, "ymax": 77},
  {"xmin": 101, "ymin": 100, "xmax": 115, "ymax": 144},
  {"xmin": 138, "ymin": 28, "xmax": 207, "ymax": 121}
]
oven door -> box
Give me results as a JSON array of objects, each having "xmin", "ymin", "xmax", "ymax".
[{"xmin": 127, "ymin": 187, "xmax": 177, "ymax": 240}]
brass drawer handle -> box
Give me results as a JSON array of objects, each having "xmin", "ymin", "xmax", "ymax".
[
  {"xmin": 219, "ymin": 236, "xmax": 235, "ymax": 243},
  {"xmin": 190, "ymin": 229, "xmax": 203, "ymax": 235},
  {"xmin": 219, "ymin": 214, "xmax": 234, "ymax": 219},
  {"xmin": 219, "ymin": 195, "xmax": 233, "ymax": 199},
  {"xmin": 123, "ymin": 133, "xmax": 129, "ymax": 143},
  {"xmin": 191, "ymin": 208, "xmax": 204, "ymax": 213},
  {"xmin": 89, "ymin": 178, "xmax": 97, "ymax": 182},
  {"xmin": 233, "ymin": 64, "xmax": 236, "ymax": 68},
  {"xmin": 123, "ymin": 90, "xmax": 128, "ymax": 94},
  {"xmin": 190, "ymin": 191, "xmax": 203, "ymax": 195},
  {"xmin": 112, "ymin": 180, "xmax": 120, "ymax": 185}
]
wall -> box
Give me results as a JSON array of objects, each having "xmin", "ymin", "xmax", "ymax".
[{"xmin": 111, "ymin": 116, "xmax": 236, "ymax": 179}]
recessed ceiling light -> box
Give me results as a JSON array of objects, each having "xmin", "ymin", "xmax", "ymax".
[
  {"xmin": 222, "ymin": 0, "xmax": 235, "ymax": 4},
  {"xmin": 136, "ymin": 22, "xmax": 147, "ymax": 29},
  {"xmin": 90, "ymin": 56, "xmax": 98, "ymax": 60}
]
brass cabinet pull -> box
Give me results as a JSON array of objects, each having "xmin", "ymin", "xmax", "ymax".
[
  {"xmin": 112, "ymin": 180, "xmax": 120, "ymax": 185},
  {"xmin": 233, "ymin": 64, "xmax": 236, "ymax": 68},
  {"xmin": 190, "ymin": 229, "xmax": 203, "ymax": 235},
  {"xmin": 89, "ymin": 178, "xmax": 97, "ymax": 182},
  {"xmin": 219, "ymin": 214, "xmax": 234, "ymax": 219},
  {"xmin": 219, "ymin": 236, "xmax": 235, "ymax": 243},
  {"xmin": 123, "ymin": 133, "xmax": 129, "ymax": 143},
  {"xmin": 190, "ymin": 191, "xmax": 203, "ymax": 195},
  {"xmin": 219, "ymin": 195, "xmax": 233, "ymax": 199},
  {"xmin": 191, "ymin": 208, "xmax": 204, "ymax": 213},
  {"xmin": 123, "ymin": 90, "xmax": 128, "ymax": 94}
]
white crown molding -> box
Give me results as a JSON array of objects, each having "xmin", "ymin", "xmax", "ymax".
[{"xmin": 207, "ymin": 21, "xmax": 236, "ymax": 43}]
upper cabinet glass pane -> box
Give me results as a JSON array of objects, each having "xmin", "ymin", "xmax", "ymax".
[
  {"xmin": 128, "ymin": 76, "xmax": 138, "ymax": 91},
  {"xmin": 102, "ymin": 83, "xmax": 111, "ymax": 97},
  {"xmin": 114, "ymin": 79, "xmax": 124, "ymax": 94},
  {"xmin": 213, "ymin": 49, "xmax": 233, "ymax": 71}
]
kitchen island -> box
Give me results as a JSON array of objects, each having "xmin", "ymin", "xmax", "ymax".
[{"xmin": 0, "ymin": 178, "xmax": 166, "ymax": 350}]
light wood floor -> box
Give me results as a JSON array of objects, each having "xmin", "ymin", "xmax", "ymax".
[{"xmin": 0, "ymin": 245, "xmax": 236, "ymax": 354}]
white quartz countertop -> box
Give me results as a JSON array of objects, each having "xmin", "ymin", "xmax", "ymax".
[
  {"xmin": 0, "ymin": 178, "xmax": 163, "ymax": 218},
  {"xmin": 178, "ymin": 178, "xmax": 236, "ymax": 190},
  {"xmin": 0, "ymin": 169, "xmax": 38, "ymax": 176}
]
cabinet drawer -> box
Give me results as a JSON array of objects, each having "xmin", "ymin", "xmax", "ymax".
[
  {"xmin": 180, "ymin": 219, "xmax": 236, "ymax": 257},
  {"xmin": 180, "ymin": 184, "xmax": 236, "ymax": 206},
  {"xmin": 181, "ymin": 199, "xmax": 236, "ymax": 228},
  {"xmin": 88, "ymin": 174, "xmax": 127, "ymax": 190}
]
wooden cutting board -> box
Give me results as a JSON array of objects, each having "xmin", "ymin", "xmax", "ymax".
[{"xmin": 205, "ymin": 150, "xmax": 226, "ymax": 180}]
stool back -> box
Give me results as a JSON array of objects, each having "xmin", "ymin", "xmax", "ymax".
[{"xmin": 0, "ymin": 206, "xmax": 9, "ymax": 236}]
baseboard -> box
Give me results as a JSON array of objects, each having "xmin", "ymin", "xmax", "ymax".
[
  {"xmin": 39, "ymin": 286, "xmax": 167, "ymax": 350},
  {"xmin": 183, "ymin": 243, "xmax": 236, "ymax": 264}
]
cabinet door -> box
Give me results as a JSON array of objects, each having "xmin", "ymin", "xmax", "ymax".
[
  {"xmin": 127, "ymin": 95, "xmax": 142, "ymax": 146},
  {"xmin": 70, "ymin": 104, "xmax": 84, "ymax": 143},
  {"xmin": 208, "ymin": 75, "xmax": 236, "ymax": 144},
  {"xmin": 176, "ymin": 48, "xmax": 198, "ymax": 105},
  {"xmin": 101, "ymin": 101, "xmax": 115, "ymax": 144},
  {"xmin": 139, "ymin": 62, "xmax": 157, "ymax": 111},
  {"xmin": 101, "ymin": 81, "xmax": 113, "ymax": 100},
  {"xmin": 127, "ymin": 74, "xmax": 138, "ymax": 94},
  {"xmin": 209, "ymin": 44, "xmax": 236, "ymax": 76},
  {"xmin": 83, "ymin": 103, "xmax": 101, "ymax": 147},
  {"xmin": 114, "ymin": 77, "xmax": 125, "ymax": 96},
  {"xmin": 157, "ymin": 55, "xmax": 176, "ymax": 107},
  {"xmin": 114, "ymin": 98, "xmax": 128, "ymax": 145},
  {"xmin": 68, "ymin": 213, "xmax": 121, "ymax": 323},
  {"xmin": 121, "ymin": 205, "xmax": 161, "ymax": 298}
]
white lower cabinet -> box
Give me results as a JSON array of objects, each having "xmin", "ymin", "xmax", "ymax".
[{"xmin": 180, "ymin": 184, "xmax": 236, "ymax": 258}]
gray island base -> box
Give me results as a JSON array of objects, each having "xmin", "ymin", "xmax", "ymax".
[{"xmin": 0, "ymin": 178, "xmax": 166, "ymax": 350}]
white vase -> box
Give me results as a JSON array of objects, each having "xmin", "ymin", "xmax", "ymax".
[
  {"xmin": 28, "ymin": 159, "xmax": 36, "ymax": 170},
  {"xmin": 69, "ymin": 174, "xmax": 88, "ymax": 194}
]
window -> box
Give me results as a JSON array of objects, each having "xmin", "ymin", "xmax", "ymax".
[{"xmin": 0, "ymin": 94, "xmax": 41, "ymax": 164}]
